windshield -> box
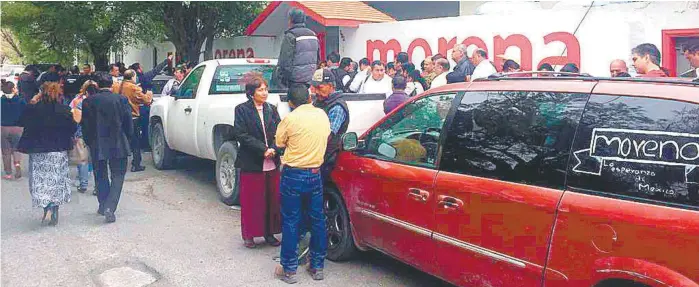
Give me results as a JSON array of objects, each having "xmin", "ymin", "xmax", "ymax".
[{"xmin": 209, "ymin": 64, "xmax": 283, "ymax": 94}]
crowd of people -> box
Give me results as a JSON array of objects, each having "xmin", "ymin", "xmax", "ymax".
[
  {"xmin": 0, "ymin": 54, "xmax": 193, "ymax": 225},
  {"xmin": 232, "ymin": 8, "xmax": 699, "ymax": 285},
  {"xmin": 2, "ymin": 5, "xmax": 698, "ymax": 285}
]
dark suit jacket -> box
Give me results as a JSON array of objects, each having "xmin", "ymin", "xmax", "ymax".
[
  {"xmin": 81, "ymin": 89, "xmax": 133, "ymax": 161},
  {"xmin": 446, "ymin": 57, "xmax": 475, "ymax": 84},
  {"xmin": 233, "ymin": 100, "xmax": 281, "ymax": 172}
]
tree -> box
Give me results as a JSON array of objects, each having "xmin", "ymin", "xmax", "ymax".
[
  {"xmin": 157, "ymin": 2, "xmax": 263, "ymax": 63},
  {"xmin": 1, "ymin": 29, "xmax": 23, "ymax": 64},
  {"xmin": 1, "ymin": 1, "xmax": 164, "ymax": 70}
]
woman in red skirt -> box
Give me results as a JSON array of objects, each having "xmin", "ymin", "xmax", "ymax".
[{"xmin": 233, "ymin": 77, "xmax": 282, "ymax": 248}]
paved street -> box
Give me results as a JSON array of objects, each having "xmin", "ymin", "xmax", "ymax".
[{"xmin": 1, "ymin": 153, "xmax": 452, "ymax": 287}]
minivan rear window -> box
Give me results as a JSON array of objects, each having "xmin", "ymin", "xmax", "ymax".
[{"xmin": 567, "ymin": 94, "xmax": 699, "ymax": 209}]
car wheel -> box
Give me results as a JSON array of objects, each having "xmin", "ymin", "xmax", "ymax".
[
  {"xmin": 216, "ymin": 141, "xmax": 239, "ymax": 206},
  {"xmin": 324, "ymin": 187, "xmax": 358, "ymax": 261},
  {"xmin": 151, "ymin": 122, "xmax": 175, "ymax": 170}
]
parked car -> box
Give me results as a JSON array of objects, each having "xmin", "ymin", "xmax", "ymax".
[
  {"xmin": 151, "ymin": 74, "xmax": 173, "ymax": 98},
  {"xmin": 149, "ymin": 58, "xmax": 387, "ymax": 205},
  {"xmin": 1, "ymin": 65, "xmax": 24, "ymax": 85},
  {"xmin": 331, "ymin": 74, "xmax": 699, "ymax": 287}
]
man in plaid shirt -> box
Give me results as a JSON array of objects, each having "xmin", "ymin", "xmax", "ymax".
[{"xmin": 311, "ymin": 69, "xmax": 350, "ymax": 182}]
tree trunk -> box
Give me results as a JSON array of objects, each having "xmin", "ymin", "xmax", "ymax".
[
  {"xmin": 204, "ymin": 35, "xmax": 214, "ymax": 61},
  {"xmin": 187, "ymin": 41, "xmax": 204, "ymax": 64},
  {"xmin": 92, "ymin": 50, "xmax": 109, "ymax": 72}
]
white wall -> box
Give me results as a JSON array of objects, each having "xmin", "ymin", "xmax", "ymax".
[
  {"xmin": 118, "ymin": 1, "xmax": 698, "ymax": 76},
  {"xmin": 117, "ymin": 36, "xmax": 281, "ymax": 71},
  {"xmin": 340, "ymin": 1, "xmax": 699, "ymax": 77}
]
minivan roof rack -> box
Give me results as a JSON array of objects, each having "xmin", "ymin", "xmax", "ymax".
[
  {"xmin": 486, "ymin": 71, "xmax": 594, "ymax": 78},
  {"xmin": 476, "ymin": 71, "xmax": 699, "ymax": 86}
]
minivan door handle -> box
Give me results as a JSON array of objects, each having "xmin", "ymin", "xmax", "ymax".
[
  {"xmin": 407, "ymin": 188, "xmax": 430, "ymax": 202},
  {"xmin": 438, "ymin": 195, "xmax": 463, "ymax": 210}
]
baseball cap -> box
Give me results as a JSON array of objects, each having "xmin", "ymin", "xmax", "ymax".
[{"xmin": 311, "ymin": 68, "xmax": 336, "ymax": 86}]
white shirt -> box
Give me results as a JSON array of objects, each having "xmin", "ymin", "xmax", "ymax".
[
  {"xmin": 405, "ymin": 82, "xmax": 424, "ymax": 96},
  {"xmin": 430, "ymin": 72, "xmax": 448, "ymax": 89},
  {"xmin": 471, "ymin": 60, "xmax": 497, "ymax": 81},
  {"xmin": 349, "ymin": 69, "xmax": 370, "ymax": 93},
  {"xmin": 359, "ymin": 75, "xmax": 393, "ymax": 97},
  {"xmin": 161, "ymin": 78, "xmax": 180, "ymax": 97}
]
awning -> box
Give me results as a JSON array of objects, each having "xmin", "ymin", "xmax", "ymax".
[{"xmin": 245, "ymin": 1, "xmax": 396, "ymax": 36}]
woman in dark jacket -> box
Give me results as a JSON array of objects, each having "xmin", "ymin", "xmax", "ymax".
[
  {"xmin": 233, "ymin": 77, "xmax": 282, "ymax": 248},
  {"xmin": 17, "ymin": 82, "xmax": 77, "ymax": 226}
]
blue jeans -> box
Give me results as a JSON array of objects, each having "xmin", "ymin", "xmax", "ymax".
[
  {"xmin": 77, "ymin": 163, "xmax": 89, "ymax": 189},
  {"xmin": 280, "ymin": 166, "xmax": 326, "ymax": 273}
]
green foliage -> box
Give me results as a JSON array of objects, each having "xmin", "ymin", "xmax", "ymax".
[
  {"xmin": 1, "ymin": 1, "xmax": 165, "ymax": 68},
  {"xmin": 154, "ymin": 1, "xmax": 264, "ymax": 62},
  {"xmin": 1, "ymin": 1, "xmax": 263, "ymax": 66}
]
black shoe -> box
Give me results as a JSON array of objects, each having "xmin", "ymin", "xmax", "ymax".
[
  {"xmin": 104, "ymin": 209, "xmax": 116, "ymax": 223},
  {"xmin": 77, "ymin": 187, "xmax": 87, "ymax": 193},
  {"xmin": 41, "ymin": 205, "xmax": 51, "ymax": 224},
  {"xmin": 48, "ymin": 206, "xmax": 59, "ymax": 226},
  {"xmin": 92, "ymin": 188, "xmax": 98, "ymax": 196},
  {"xmin": 97, "ymin": 205, "xmax": 105, "ymax": 216},
  {"xmin": 131, "ymin": 165, "xmax": 146, "ymax": 172}
]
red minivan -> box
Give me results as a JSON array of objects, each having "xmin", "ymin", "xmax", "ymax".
[{"xmin": 323, "ymin": 75, "xmax": 699, "ymax": 287}]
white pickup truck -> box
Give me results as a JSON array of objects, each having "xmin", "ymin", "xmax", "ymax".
[{"xmin": 149, "ymin": 58, "xmax": 387, "ymax": 205}]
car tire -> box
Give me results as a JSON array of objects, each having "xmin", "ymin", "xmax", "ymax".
[
  {"xmin": 151, "ymin": 122, "xmax": 175, "ymax": 170},
  {"xmin": 216, "ymin": 141, "xmax": 240, "ymax": 206},
  {"xmin": 325, "ymin": 187, "xmax": 358, "ymax": 261}
]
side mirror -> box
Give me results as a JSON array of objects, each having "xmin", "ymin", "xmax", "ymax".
[
  {"xmin": 377, "ymin": 142, "xmax": 396, "ymax": 159},
  {"xmin": 341, "ymin": 132, "xmax": 358, "ymax": 151}
]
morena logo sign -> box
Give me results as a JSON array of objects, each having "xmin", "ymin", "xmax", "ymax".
[
  {"xmin": 365, "ymin": 32, "xmax": 581, "ymax": 71},
  {"xmin": 214, "ymin": 48, "xmax": 255, "ymax": 59}
]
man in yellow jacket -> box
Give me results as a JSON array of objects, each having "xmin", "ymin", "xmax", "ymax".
[{"xmin": 112, "ymin": 69, "xmax": 153, "ymax": 172}]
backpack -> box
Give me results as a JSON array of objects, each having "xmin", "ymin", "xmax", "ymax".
[
  {"xmin": 356, "ymin": 73, "xmax": 371, "ymax": 93},
  {"xmin": 343, "ymin": 71, "xmax": 358, "ymax": 92}
]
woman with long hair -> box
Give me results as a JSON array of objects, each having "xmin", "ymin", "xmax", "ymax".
[
  {"xmin": 70, "ymin": 80, "xmax": 98, "ymax": 193},
  {"xmin": 1, "ymin": 80, "xmax": 26, "ymax": 179},
  {"xmin": 17, "ymin": 82, "xmax": 77, "ymax": 226},
  {"xmin": 406, "ymin": 70, "xmax": 427, "ymax": 97},
  {"xmin": 232, "ymin": 76, "xmax": 282, "ymax": 248}
]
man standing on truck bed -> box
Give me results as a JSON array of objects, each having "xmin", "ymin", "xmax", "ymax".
[
  {"xmin": 311, "ymin": 69, "xmax": 350, "ymax": 183},
  {"xmin": 277, "ymin": 9, "xmax": 320, "ymax": 90}
]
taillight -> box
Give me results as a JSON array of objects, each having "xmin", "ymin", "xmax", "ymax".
[{"xmin": 246, "ymin": 59, "xmax": 270, "ymax": 64}]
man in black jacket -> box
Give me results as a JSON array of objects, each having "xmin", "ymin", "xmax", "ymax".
[
  {"xmin": 81, "ymin": 72, "xmax": 133, "ymax": 224},
  {"xmin": 446, "ymin": 43, "xmax": 475, "ymax": 83},
  {"xmin": 129, "ymin": 55, "xmax": 172, "ymax": 152},
  {"xmin": 277, "ymin": 9, "xmax": 320, "ymax": 89}
]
